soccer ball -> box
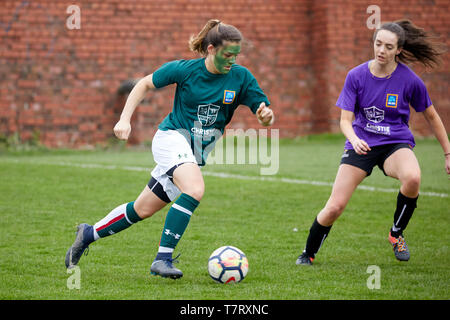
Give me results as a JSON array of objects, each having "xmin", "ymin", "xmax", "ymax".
[{"xmin": 208, "ymin": 246, "xmax": 249, "ymax": 284}]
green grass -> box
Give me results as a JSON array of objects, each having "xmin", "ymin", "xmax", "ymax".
[{"xmin": 0, "ymin": 137, "xmax": 448, "ymax": 300}]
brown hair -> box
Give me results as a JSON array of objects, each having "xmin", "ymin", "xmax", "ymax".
[
  {"xmin": 373, "ymin": 19, "xmax": 445, "ymax": 68},
  {"xmin": 189, "ymin": 19, "xmax": 242, "ymax": 55}
]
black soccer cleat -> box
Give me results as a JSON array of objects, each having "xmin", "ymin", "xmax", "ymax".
[{"xmin": 296, "ymin": 251, "xmax": 314, "ymax": 266}]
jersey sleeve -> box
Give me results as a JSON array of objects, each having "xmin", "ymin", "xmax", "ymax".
[
  {"xmin": 152, "ymin": 60, "xmax": 185, "ymax": 88},
  {"xmin": 410, "ymin": 75, "xmax": 432, "ymax": 112},
  {"xmin": 336, "ymin": 70, "xmax": 358, "ymax": 112},
  {"xmin": 239, "ymin": 69, "xmax": 270, "ymax": 114}
]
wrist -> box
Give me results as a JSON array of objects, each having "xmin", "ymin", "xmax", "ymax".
[
  {"xmin": 119, "ymin": 114, "xmax": 132, "ymax": 122},
  {"xmin": 348, "ymin": 137, "xmax": 359, "ymax": 145},
  {"xmin": 445, "ymin": 152, "xmax": 450, "ymax": 157}
]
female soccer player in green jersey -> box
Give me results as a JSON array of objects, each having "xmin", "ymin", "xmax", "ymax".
[{"xmin": 65, "ymin": 19, "xmax": 275, "ymax": 279}]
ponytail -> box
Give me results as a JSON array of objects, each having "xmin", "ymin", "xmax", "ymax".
[
  {"xmin": 189, "ymin": 19, "xmax": 243, "ymax": 56},
  {"xmin": 374, "ymin": 19, "xmax": 445, "ymax": 68}
]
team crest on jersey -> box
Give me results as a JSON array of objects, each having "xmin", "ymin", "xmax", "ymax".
[
  {"xmin": 197, "ymin": 104, "xmax": 220, "ymax": 126},
  {"xmin": 364, "ymin": 106, "xmax": 384, "ymax": 123},
  {"xmin": 223, "ymin": 90, "xmax": 236, "ymax": 104},
  {"xmin": 386, "ymin": 94, "xmax": 398, "ymax": 108}
]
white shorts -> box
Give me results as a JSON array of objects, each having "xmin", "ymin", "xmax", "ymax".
[{"xmin": 150, "ymin": 129, "xmax": 197, "ymax": 201}]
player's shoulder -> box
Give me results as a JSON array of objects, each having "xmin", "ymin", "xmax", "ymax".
[
  {"xmin": 395, "ymin": 62, "xmax": 423, "ymax": 82},
  {"xmin": 230, "ymin": 63, "xmax": 251, "ymax": 74},
  {"xmin": 152, "ymin": 58, "xmax": 205, "ymax": 87},
  {"xmin": 347, "ymin": 61, "xmax": 370, "ymax": 78},
  {"xmin": 396, "ymin": 62, "xmax": 415, "ymax": 74},
  {"xmin": 229, "ymin": 64, "xmax": 256, "ymax": 82},
  {"xmin": 162, "ymin": 58, "xmax": 205, "ymax": 81},
  {"xmin": 167, "ymin": 58, "xmax": 204, "ymax": 71},
  {"xmin": 340, "ymin": 61, "xmax": 369, "ymax": 89}
]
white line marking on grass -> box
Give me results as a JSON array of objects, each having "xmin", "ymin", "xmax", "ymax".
[
  {"xmin": 201, "ymin": 171, "xmax": 448, "ymax": 198},
  {"xmin": 3, "ymin": 159, "xmax": 448, "ymax": 198}
]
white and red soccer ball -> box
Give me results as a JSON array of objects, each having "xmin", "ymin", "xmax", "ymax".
[{"xmin": 208, "ymin": 246, "xmax": 249, "ymax": 284}]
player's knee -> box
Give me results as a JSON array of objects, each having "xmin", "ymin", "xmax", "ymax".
[
  {"xmin": 133, "ymin": 201, "xmax": 160, "ymax": 219},
  {"xmin": 183, "ymin": 183, "xmax": 205, "ymax": 201},
  {"xmin": 135, "ymin": 206, "xmax": 154, "ymax": 219},
  {"xmin": 324, "ymin": 202, "xmax": 346, "ymax": 222},
  {"xmin": 402, "ymin": 173, "xmax": 421, "ymax": 193}
]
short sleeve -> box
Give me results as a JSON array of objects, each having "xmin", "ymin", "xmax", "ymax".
[
  {"xmin": 336, "ymin": 71, "xmax": 358, "ymax": 112},
  {"xmin": 410, "ymin": 76, "xmax": 432, "ymax": 112},
  {"xmin": 152, "ymin": 60, "xmax": 184, "ymax": 88},
  {"xmin": 239, "ymin": 69, "xmax": 270, "ymax": 114}
]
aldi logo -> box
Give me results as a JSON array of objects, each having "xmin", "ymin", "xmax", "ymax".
[
  {"xmin": 223, "ymin": 90, "xmax": 236, "ymax": 104},
  {"xmin": 386, "ymin": 94, "xmax": 398, "ymax": 108}
]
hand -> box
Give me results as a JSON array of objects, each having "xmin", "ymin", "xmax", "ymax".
[
  {"xmin": 113, "ymin": 119, "xmax": 131, "ymax": 140},
  {"xmin": 350, "ymin": 137, "xmax": 371, "ymax": 155},
  {"xmin": 256, "ymin": 102, "xmax": 274, "ymax": 126}
]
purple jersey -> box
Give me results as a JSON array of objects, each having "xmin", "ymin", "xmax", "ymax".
[{"xmin": 336, "ymin": 61, "xmax": 432, "ymax": 149}]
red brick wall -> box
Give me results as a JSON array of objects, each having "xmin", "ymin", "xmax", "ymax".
[{"xmin": 0, "ymin": 0, "xmax": 448, "ymax": 148}]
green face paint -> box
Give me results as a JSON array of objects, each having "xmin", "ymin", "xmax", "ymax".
[{"xmin": 213, "ymin": 43, "xmax": 241, "ymax": 74}]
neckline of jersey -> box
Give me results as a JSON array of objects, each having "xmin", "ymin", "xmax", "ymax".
[{"xmin": 366, "ymin": 60, "xmax": 401, "ymax": 81}]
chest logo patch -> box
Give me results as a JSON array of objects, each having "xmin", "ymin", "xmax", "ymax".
[
  {"xmin": 197, "ymin": 104, "xmax": 220, "ymax": 126},
  {"xmin": 386, "ymin": 94, "xmax": 398, "ymax": 108},
  {"xmin": 364, "ymin": 106, "xmax": 385, "ymax": 123},
  {"xmin": 223, "ymin": 90, "xmax": 236, "ymax": 104}
]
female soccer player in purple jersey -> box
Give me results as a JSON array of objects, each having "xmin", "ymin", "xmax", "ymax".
[{"xmin": 296, "ymin": 19, "xmax": 450, "ymax": 265}]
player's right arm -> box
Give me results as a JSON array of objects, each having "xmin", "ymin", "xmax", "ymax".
[
  {"xmin": 114, "ymin": 74, "xmax": 156, "ymax": 140},
  {"xmin": 340, "ymin": 109, "xmax": 370, "ymax": 155}
]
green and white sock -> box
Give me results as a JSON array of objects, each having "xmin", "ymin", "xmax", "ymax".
[
  {"xmin": 156, "ymin": 193, "xmax": 199, "ymax": 258},
  {"xmin": 93, "ymin": 201, "xmax": 142, "ymax": 239}
]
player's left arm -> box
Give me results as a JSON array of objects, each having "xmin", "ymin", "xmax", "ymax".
[
  {"xmin": 256, "ymin": 102, "xmax": 274, "ymax": 126},
  {"xmin": 422, "ymin": 105, "xmax": 450, "ymax": 174}
]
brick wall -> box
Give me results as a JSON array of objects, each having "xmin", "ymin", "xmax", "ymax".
[{"xmin": 0, "ymin": 0, "xmax": 448, "ymax": 148}]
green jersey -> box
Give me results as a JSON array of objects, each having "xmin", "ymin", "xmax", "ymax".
[{"xmin": 152, "ymin": 58, "xmax": 270, "ymax": 165}]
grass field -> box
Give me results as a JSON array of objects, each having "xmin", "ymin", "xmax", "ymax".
[{"xmin": 0, "ymin": 136, "xmax": 448, "ymax": 301}]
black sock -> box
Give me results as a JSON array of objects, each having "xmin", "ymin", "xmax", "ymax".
[
  {"xmin": 304, "ymin": 217, "xmax": 332, "ymax": 258},
  {"xmin": 390, "ymin": 192, "xmax": 418, "ymax": 238},
  {"xmin": 155, "ymin": 252, "xmax": 172, "ymax": 261}
]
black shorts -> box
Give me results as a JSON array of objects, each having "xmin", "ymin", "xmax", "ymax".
[
  {"xmin": 340, "ymin": 143, "xmax": 413, "ymax": 176},
  {"xmin": 147, "ymin": 162, "xmax": 187, "ymax": 203}
]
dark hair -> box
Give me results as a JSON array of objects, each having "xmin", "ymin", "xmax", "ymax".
[
  {"xmin": 373, "ymin": 19, "xmax": 445, "ymax": 68},
  {"xmin": 189, "ymin": 19, "xmax": 242, "ymax": 55}
]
